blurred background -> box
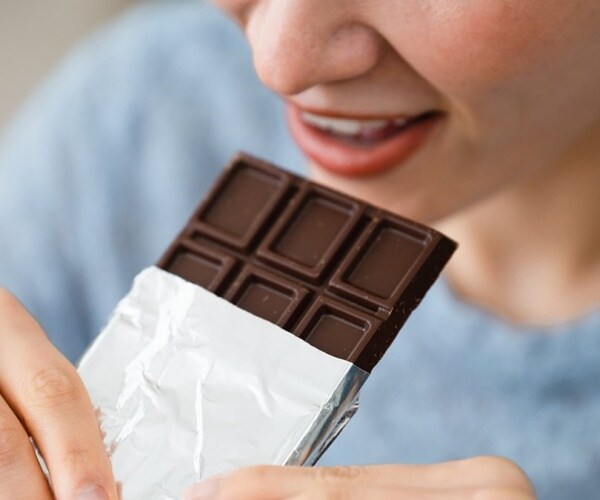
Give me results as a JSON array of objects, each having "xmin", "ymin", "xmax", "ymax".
[{"xmin": 0, "ymin": 0, "xmax": 138, "ymax": 129}]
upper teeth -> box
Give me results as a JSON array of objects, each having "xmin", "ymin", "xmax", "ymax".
[{"xmin": 301, "ymin": 111, "xmax": 409, "ymax": 135}]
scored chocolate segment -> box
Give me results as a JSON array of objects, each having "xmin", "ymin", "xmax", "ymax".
[
  {"xmin": 224, "ymin": 266, "xmax": 310, "ymax": 329},
  {"xmin": 329, "ymin": 219, "xmax": 431, "ymax": 311},
  {"xmin": 296, "ymin": 297, "xmax": 380, "ymax": 362},
  {"xmin": 159, "ymin": 241, "xmax": 236, "ymax": 293},
  {"xmin": 258, "ymin": 186, "xmax": 363, "ymax": 284},
  {"xmin": 194, "ymin": 161, "xmax": 290, "ymax": 251},
  {"xmin": 158, "ymin": 153, "xmax": 457, "ymax": 372}
]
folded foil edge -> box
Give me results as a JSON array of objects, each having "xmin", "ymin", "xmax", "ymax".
[{"xmin": 78, "ymin": 267, "xmax": 368, "ymax": 499}]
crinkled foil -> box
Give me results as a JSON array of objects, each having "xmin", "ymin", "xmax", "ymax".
[{"xmin": 78, "ymin": 267, "xmax": 368, "ymax": 499}]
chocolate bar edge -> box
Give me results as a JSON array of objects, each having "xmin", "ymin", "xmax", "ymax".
[{"xmin": 354, "ymin": 234, "xmax": 456, "ymax": 371}]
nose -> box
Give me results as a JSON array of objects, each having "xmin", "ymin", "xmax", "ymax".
[{"xmin": 244, "ymin": 2, "xmax": 386, "ymax": 96}]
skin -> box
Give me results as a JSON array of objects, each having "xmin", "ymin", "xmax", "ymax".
[
  {"xmin": 217, "ymin": 0, "xmax": 600, "ymax": 324},
  {"xmin": 0, "ymin": 291, "xmax": 118, "ymax": 499},
  {"xmin": 182, "ymin": 459, "xmax": 535, "ymax": 500},
  {"xmin": 1, "ymin": 0, "xmax": 598, "ymax": 498}
]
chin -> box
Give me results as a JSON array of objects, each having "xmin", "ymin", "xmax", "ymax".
[{"xmin": 308, "ymin": 161, "xmax": 449, "ymax": 223}]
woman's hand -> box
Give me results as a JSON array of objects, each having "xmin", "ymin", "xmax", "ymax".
[
  {"xmin": 0, "ymin": 289, "xmax": 117, "ymax": 499},
  {"xmin": 183, "ymin": 457, "xmax": 535, "ymax": 500}
]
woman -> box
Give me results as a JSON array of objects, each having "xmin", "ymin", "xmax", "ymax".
[{"xmin": 0, "ymin": 1, "xmax": 598, "ymax": 498}]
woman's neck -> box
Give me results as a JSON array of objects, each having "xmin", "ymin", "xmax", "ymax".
[{"xmin": 440, "ymin": 126, "xmax": 600, "ymax": 327}]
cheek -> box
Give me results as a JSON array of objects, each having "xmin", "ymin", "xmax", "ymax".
[{"xmin": 396, "ymin": 1, "xmax": 571, "ymax": 92}]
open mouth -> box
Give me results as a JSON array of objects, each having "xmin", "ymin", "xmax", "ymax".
[
  {"xmin": 300, "ymin": 110, "xmax": 441, "ymax": 147},
  {"xmin": 287, "ymin": 105, "xmax": 443, "ymax": 177}
]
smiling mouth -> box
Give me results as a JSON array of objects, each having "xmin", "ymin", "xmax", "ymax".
[
  {"xmin": 299, "ymin": 110, "xmax": 442, "ymax": 147},
  {"xmin": 287, "ymin": 104, "xmax": 443, "ymax": 177}
]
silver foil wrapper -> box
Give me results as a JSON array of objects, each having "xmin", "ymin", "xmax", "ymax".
[{"xmin": 78, "ymin": 267, "xmax": 368, "ymax": 499}]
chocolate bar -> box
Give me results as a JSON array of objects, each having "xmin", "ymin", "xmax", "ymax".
[
  {"xmin": 78, "ymin": 153, "xmax": 457, "ymax": 497},
  {"xmin": 158, "ymin": 153, "xmax": 456, "ymax": 372}
]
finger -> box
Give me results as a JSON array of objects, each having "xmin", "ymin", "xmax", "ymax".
[
  {"xmin": 300, "ymin": 459, "xmax": 529, "ymax": 491},
  {"xmin": 193, "ymin": 459, "xmax": 532, "ymax": 500},
  {"xmin": 216, "ymin": 466, "xmax": 404, "ymax": 499},
  {"xmin": 0, "ymin": 393, "xmax": 53, "ymax": 499},
  {"xmin": 184, "ymin": 468, "xmax": 535, "ymax": 500},
  {"xmin": 0, "ymin": 290, "xmax": 117, "ymax": 500},
  {"xmin": 188, "ymin": 466, "xmax": 384, "ymax": 500},
  {"xmin": 188, "ymin": 466, "xmax": 401, "ymax": 500}
]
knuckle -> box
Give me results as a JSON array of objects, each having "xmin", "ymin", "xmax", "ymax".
[
  {"xmin": 317, "ymin": 465, "xmax": 365, "ymax": 484},
  {"xmin": 25, "ymin": 366, "xmax": 83, "ymax": 408},
  {"xmin": 60, "ymin": 444, "xmax": 94, "ymax": 470}
]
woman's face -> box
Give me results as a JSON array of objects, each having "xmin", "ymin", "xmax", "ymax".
[{"xmin": 212, "ymin": 0, "xmax": 600, "ymax": 222}]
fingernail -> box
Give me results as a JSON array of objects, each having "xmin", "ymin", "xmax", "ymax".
[
  {"xmin": 182, "ymin": 476, "xmax": 222, "ymax": 500},
  {"xmin": 76, "ymin": 484, "xmax": 109, "ymax": 500}
]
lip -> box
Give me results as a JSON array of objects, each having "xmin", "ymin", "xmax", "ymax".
[{"xmin": 286, "ymin": 104, "xmax": 443, "ymax": 177}]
